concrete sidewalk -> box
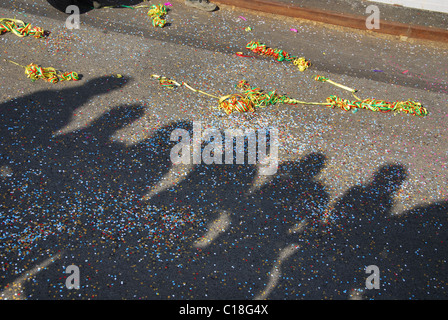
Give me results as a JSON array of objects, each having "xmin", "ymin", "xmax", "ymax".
[{"xmin": 213, "ymin": 0, "xmax": 448, "ymax": 42}]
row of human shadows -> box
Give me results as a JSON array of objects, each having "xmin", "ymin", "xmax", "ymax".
[{"xmin": 1, "ymin": 79, "xmax": 446, "ymax": 299}]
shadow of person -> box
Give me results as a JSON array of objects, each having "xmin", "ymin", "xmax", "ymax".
[
  {"xmin": 0, "ymin": 103, "xmax": 142, "ymax": 265},
  {"xmin": 143, "ymin": 132, "xmax": 260, "ymax": 247},
  {"xmin": 235, "ymin": 152, "xmax": 331, "ymax": 299},
  {"xmin": 0, "ymin": 75, "xmax": 128, "ymax": 156},
  {"xmin": 141, "ymin": 152, "xmax": 330, "ymax": 299},
  {"xmin": 1, "ymin": 91, "xmax": 192, "ymax": 298},
  {"xmin": 329, "ymin": 164, "xmax": 408, "ymax": 227},
  {"xmin": 18, "ymin": 120, "xmax": 263, "ymax": 299},
  {"xmin": 0, "ymin": 76, "xmax": 129, "ymax": 212},
  {"xmin": 374, "ymin": 199, "xmax": 448, "ymax": 299},
  {"xmin": 256, "ymin": 163, "xmax": 410, "ymax": 299},
  {"xmin": 254, "ymin": 152, "xmax": 329, "ymax": 231},
  {"xmin": 273, "ymin": 162, "xmax": 445, "ymax": 299}
]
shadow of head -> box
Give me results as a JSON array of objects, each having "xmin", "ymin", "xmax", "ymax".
[
  {"xmin": 79, "ymin": 75, "xmax": 129, "ymax": 94},
  {"xmin": 128, "ymin": 119, "xmax": 194, "ymax": 169},
  {"xmin": 88, "ymin": 104, "xmax": 146, "ymax": 134},
  {"xmin": 54, "ymin": 75, "xmax": 130, "ymax": 112},
  {"xmin": 139, "ymin": 119, "xmax": 194, "ymax": 152},
  {"xmin": 278, "ymin": 152, "xmax": 327, "ymax": 179},
  {"xmin": 2, "ymin": 74, "xmax": 127, "ymax": 103},
  {"xmin": 0, "ymin": 76, "xmax": 130, "ymax": 145},
  {"xmin": 372, "ymin": 164, "xmax": 407, "ymax": 191},
  {"xmin": 299, "ymin": 152, "xmax": 327, "ymax": 177},
  {"xmin": 32, "ymin": 75, "xmax": 129, "ymax": 106}
]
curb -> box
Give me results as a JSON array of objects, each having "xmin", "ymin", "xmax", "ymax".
[{"xmin": 213, "ymin": 0, "xmax": 448, "ymax": 43}]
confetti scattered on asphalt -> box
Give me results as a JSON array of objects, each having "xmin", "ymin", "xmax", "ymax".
[{"xmin": 0, "ymin": 0, "xmax": 447, "ymax": 300}]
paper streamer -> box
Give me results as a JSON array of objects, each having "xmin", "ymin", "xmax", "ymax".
[
  {"xmin": 0, "ymin": 18, "xmax": 45, "ymax": 38},
  {"xmin": 147, "ymin": 4, "xmax": 168, "ymax": 28},
  {"xmin": 314, "ymin": 75, "xmax": 428, "ymax": 116},
  {"xmin": 5, "ymin": 59, "xmax": 80, "ymax": 83},
  {"xmin": 245, "ymin": 40, "xmax": 310, "ymax": 71},
  {"xmin": 151, "ymin": 74, "xmax": 427, "ymax": 117}
]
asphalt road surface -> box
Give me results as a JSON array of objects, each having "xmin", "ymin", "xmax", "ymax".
[{"xmin": 0, "ymin": 0, "xmax": 447, "ymax": 302}]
